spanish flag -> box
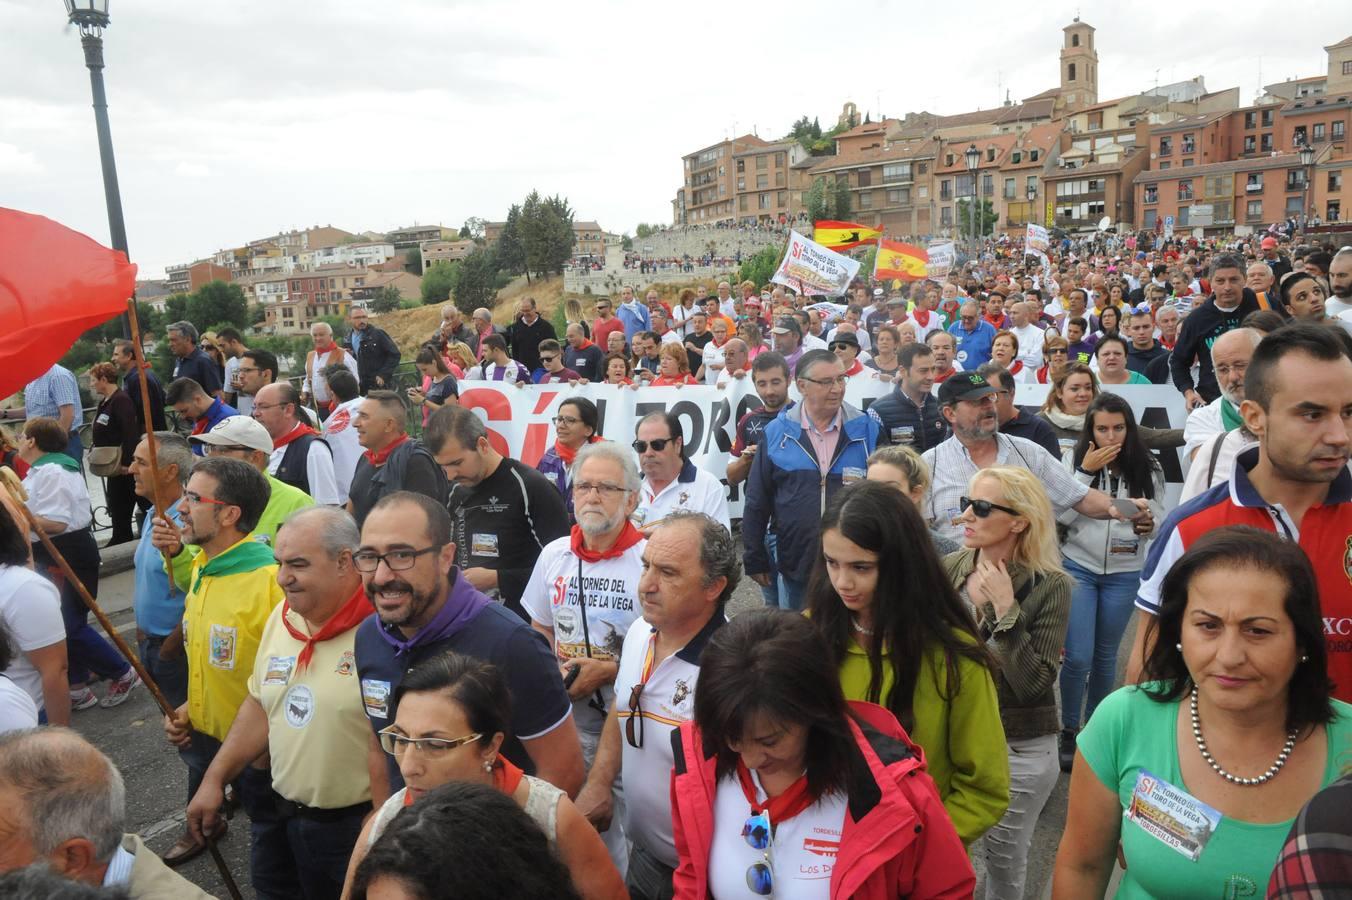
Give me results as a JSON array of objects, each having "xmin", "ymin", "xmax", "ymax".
[
  {"xmin": 873, "ymin": 239, "xmax": 929, "ymax": 281},
  {"xmin": 813, "ymin": 220, "xmax": 882, "ymax": 251}
]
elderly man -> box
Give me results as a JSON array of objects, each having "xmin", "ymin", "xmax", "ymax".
[
  {"xmin": 616, "ymin": 285, "xmax": 652, "ymax": 342},
  {"xmin": 632, "ymin": 411, "xmax": 730, "ymax": 534},
  {"xmin": 1327, "ymin": 246, "xmax": 1352, "ymax": 319},
  {"xmin": 712, "ymin": 338, "xmax": 749, "ymax": 386},
  {"xmin": 522, "ymin": 442, "xmax": 644, "ymax": 871},
  {"xmin": 563, "ymin": 323, "xmax": 605, "ymax": 381},
  {"xmin": 433, "ymin": 303, "xmax": 479, "ymax": 355},
  {"xmin": 469, "ymin": 307, "xmax": 501, "ymax": 360},
  {"xmin": 506, "ymin": 296, "xmax": 555, "ymax": 374},
  {"xmin": 575, "ymin": 512, "xmax": 736, "ymax": 900},
  {"xmin": 1182, "ymin": 327, "xmax": 1261, "ymax": 459},
  {"xmin": 979, "ymin": 363, "xmax": 1062, "ymax": 458},
  {"xmin": 423, "ymin": 405, "xmax": 568, "ymax": 619},
  {"xmin": 921, "ymin": 373, "xmax": 1142, "ymax": 542},
  {"xmin": 347, "ymin": 390, "xmax": 445, "ymax": 527},
  {"xmin": 1246, "ymin": 261, "xmax": 1276, "ymax": 308},
  {"xmin": 253, "ymin": 382, "xmax": 340, "ymax": 504},
  {"xmin": 926, "ymin": 330, "xmax": 962, "ymax": 382},
  {"xmin": 948, "ymin": 300, "xmax": 997, "ymax": 370},
  {"xmin": 188, "ymin": 416, "xmax": 315, "ymax": 547},
  {"xmin": 347, "ymin": 307, "xmax": 401, "ymax": 394},
  {"xmin": 353, "ymin": 491, "xmax": 584, "ymax": 801},
  {"xmin": 187, "ymin": 507, "xmax": 373, "ymax": 898},
  {"xmin": 0, "ymin": 728, "xmax": 212, "ymax": 898},
  {"xmin": 301, "ymin": 323, "xmax": 359, "ymax": 420},
  {"xmin": 742, "ymin": 350, "xmax": 880, "ymax": 610},
  {"xmin": 166, "ymin": 321, "xmax": 223, "ymax": 399},
  {"xmin": 1, "ymin": 364, "xmax": 85, "ymax": 460},
  {"xmin": 828, "ymin": 328, "xmax": 868, "ymax": 378},
  {"xmin": 1006, "ymin": 301, "xmax": 1044, "ymax": 372},
  {"xmin": 166, "ymin": 378, "xmax": 238, "ymax": 457},
  {"xmin": 150, "ymin": 456, "xmax": 285, "ymax": 873}
]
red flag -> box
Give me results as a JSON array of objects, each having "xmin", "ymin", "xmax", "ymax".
[{"xmin": 0, "ymin": 208, "xmax": 136, "ymax": 400}]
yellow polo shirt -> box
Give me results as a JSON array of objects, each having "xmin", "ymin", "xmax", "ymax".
[
  {"xmin": 247, "ymin": 603, "xmax": 372, "ymax": 809},
  {"xmin": 182, "ymin": 540, "xmax": 283, "ymax": 741}
]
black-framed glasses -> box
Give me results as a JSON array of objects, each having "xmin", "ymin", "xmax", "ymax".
[
  {"xmin": 632, "ymin": 438, "xmax": 673, "ymax": 454},
  {"xmin": 625, "ymin": 682, "xmax": 645, "ymax": 749},
  {"xmin": 236, "ymin": 365, "xmax": 260, "ymax": 375},
  {"xmin": 960, "ymin": 496, "xmax": 1020, "ymax": 518},
  {"xmin": 552, "ymin": 414, "xmax": 580, "ymax": 426},
  {"xmin": 377, "ymin": 727, "xmax": 482, "ymax": 757},
  {"xmin": 574, "ymin": 482, "xmax": 629, "ymax": 498},
  {"xmin": 799, "ymin": 374, "xmax": 848, "ymax": 388},
  {"xmin": 352, "ymin": 545, "xmax": 442, "ymax": 573},
  {"xmin": 541, "ymin": 356, "xmax": 559, "ymax": 364},
  {"xmin": 743, "ymin": 810, "xmax": 774, "ymax": 895}
]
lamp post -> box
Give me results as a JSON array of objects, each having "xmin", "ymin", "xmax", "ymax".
[
  {"xmin": 1027, "ymin": 182, "xmax": 1038, "ymax": 225},
  {"xmin": 65, "ymin": 0, "xmax": 130, "ymax": 338},
  {"xmin": 965, "ymin": 143, "xmax": 980, "ymax": 259},
  {"xmin": 1298, "ymin": 141, "xmax": 1315, "ymax": 241}
]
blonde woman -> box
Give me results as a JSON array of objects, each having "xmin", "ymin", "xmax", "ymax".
[
  {"xmin": 563, "ymin": 297, "xmax": 591, "ymax": 341},
  {"xmin": 865, "ymin": 444, "xmax": 960, "ymax": 555},
  {"xmin": 444, "ymin": 341, "xmax": 476, "ymax": 378},
  {"xmin": 943, "ymin": 465, "xmax": 1072, "ymax": 900}
]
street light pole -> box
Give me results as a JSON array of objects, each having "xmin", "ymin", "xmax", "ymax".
[
  {"xmin": 1027, "ymin": 183, "xmax": 1038, "ymax": 225},
  {"xmin": 965, "ymin": 143, "xmax": 980, "ymax": 260},
  {"xmin": 1298, "ymin": 141, "xmax": 1315, "ymax": 242},
  {"xmin": 65, "ymin": 0, "xmax": 131, "ymax": 338}
]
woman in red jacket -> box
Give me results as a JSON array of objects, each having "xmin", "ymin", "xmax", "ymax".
[{"xmin": 670, "ymin": 609, "xmax": 973, "ymax": 900}]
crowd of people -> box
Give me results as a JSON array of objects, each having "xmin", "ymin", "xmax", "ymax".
[{"xmin": 0, "ymin": 233, "xmax": 1349, "ymax": 899}]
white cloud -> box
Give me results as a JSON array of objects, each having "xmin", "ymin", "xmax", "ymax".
[
  {"xmin": 0, "ymin": 142, "xmax": 43, "ymax": 174},
  {"xmin": 174, "ymin": 161, "xmax": 210, "ymax": 178}
]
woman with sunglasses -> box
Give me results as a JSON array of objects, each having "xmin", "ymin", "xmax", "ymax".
[
  {"xmin": 651, "ymin": 343, "xmax": 699, "ymax": 386},
  {"xmin": 806, "ymin": 481, "xmax": 1009, "ymax": 846},
  {"xmin": 944, "ymin": 466, "xmax": 1073, "ymax": 900},
  {"xmin": 342, "ymin": 651, "xmax": 625, "ymax": 900},
  {"xmin": 1035, "ymin": 333, "xmax": 1070, "ymax": 385},
  {"xmin": 1057, "ymin": 393, "xmax": 1164, "ymax": 773},
  {"xmin": 671, "ymin": 608, "xmax": 973, "ymax": 899},
  {"xmin": 536, "ymin": 398, "xmax": 600, "ymax": 520}
]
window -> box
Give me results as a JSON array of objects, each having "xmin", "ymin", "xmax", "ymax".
[
  {"xmin": 982, "ymin": 173, "xmax": 994, "ymax": 195},
  {"xmin": 1068, "ymin": 63, "xmax": 1077, "ymax": 82},
  {"xmin": 945, "ymin": 153, "xmax": 955, "ymax": 166},
  {"xmin": 1030, "ymin": 149, "xmax": 1040, "ymax": 162},
  {"xmin": 857, "ymin": 170, "xmax": 871, "ymax": 187},
  {"xmin": 1244, "ymin": 111, "xmax": 1257, "ymax": 129},
  {"xmin": 986, "ymin": 147, "xmax": 996, "ymax": 162},
  {"xmin": 1287, "ymin": 169, "xmax": 1307, "ymax": 190},
  {"xmin": 956, "ymin": 173, "xmax": 975, "ymax": 196},
  {"xmin": 736, "ymin": 160, "xmax": 744, "ymax": 173},
  {"xmin": 1335, "ymin": 121, "xmax": 1346, "ymax": 139},
  {"xmin": 940, "ymin": 206, "xmax": 953, "ymax": 226},
  {"xmin": 1294, "ymin": 126, "xmax": 1308, "ymax": 146},
  {"xmin": 756, "ymin": 174, "xmax": 768, "ymax": 189},
  {"xmin": 1329, "ymin": 200, "xmax": 1342, "ymax": 222},
  {"xmin": 1182, "ymin": 159, "xmax": 1194, "ymax": 167},
  {"xmin": 1330, "ymin": 170, "xmax": 1343, "ymax": 192},
  {"xmin": 1182, "ymin": 133, "xmax": 1195, "ymax": 153},
  {"xmin": 775, "ymin": 152, "xmax": 786, "ymax": 168},
  {"xmin": 1088, "ymin": 112, "xmax": 1103, "ymax": 130},
  {"xmin": 778, "ymin": 191, "xmax": 788, "ymax": 207},
  {"xmin": 758, "ymin": 193, "xmax": 771, "ymax": 209},
  {"xmin": 918, "ymin": 184, "xmax": 929, "ymax": 199},
  {"xmin": 736, "ymin": 177, "xmax": 745, "ymax": 190},
  {"xmin": 886, "ymin": 188, "xmax": 911, "ymax": 204},
  {"xmin": 775, "ymin": 171, "xmax": 785, "ymax": 187},
  {"xmin": 882, "ymin": 163, "xmax": 912, "ymax": 182},
  {"xmin": 1286, "ymin": 195, "xmax": 1304, "ymax": 215},
  {"xmin": 1143, "ymin": 209, "xmax": 1158, "ymax": 229},
  {"xmin": 756, "ymin": 155, "xmax": 767, "ymax": 170},
  {"xmin": 940, "ymin": 179, "xmax": 952, "ymax": 200},
  {"xmin": 1177, "ymin": 206, "xmax": 1190, "ymax": 226},
  {"xmin": 1247, "ymin": 200, "xmax": 1263, "ymax": 220},
  {"xmin": 1011, "ymin": 151, "xmax": 1022, "ymax": 163},
  {"xmin": 1004, "ymin": 177, "xmax": 1016, "ymax": 198},
  {"xmin": 1246, "ymin": 172, "xmax": 1264, "ymax": 191},
  {"xmin": 1159, "ymin": 136, "xmax": 1173, "ymax": 156},
  {"xmin": 1026, "ymin": 175, "xmax": 1038, "ymax": 195},
  {"xmin": 1260, "ymin": 133, "xmax": 1274, "ymax": 152},
  {"xmin": 1313, "ymin": 123, "xmax": 1326, "ymax": 140},
  {"xmin": 1178, "ymin": 180, "xmax": 1194, "ymax": 200},
  {"xmin": 1262, "ymin": 109, "xmax": 1274, "ymax": 127},
  {"xmin": 1160, "ymin": 161, "xmax": 1171, "ymax": 170},
  {"xmin": 917, "ymin": 162, "xmax": 928, "ymax": 174},
  {"xmin": 1071, "ymin": 33, "xmax": 1079, "ymax": 46},
  {"xmin": 858, "ymin": 191, "xmax": 872, "ymax": 209},
  {"xmin": 1244, "ymin": 135, "xmax": 1256, "ymax": 153}
]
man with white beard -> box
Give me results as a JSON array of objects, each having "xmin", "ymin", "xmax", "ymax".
[{"xmin": 521, "ymin": 441, "xmax": 646, "ymax": 875}]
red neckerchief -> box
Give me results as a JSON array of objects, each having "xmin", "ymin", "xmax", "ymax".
[
  {"xmin": 272, "ymin": 422, "xmax": 318, "ymax": 450},
  {"xmin": 911, "ymin": 309, "xmax": 931, "ymax": 327},
  {"xmin": 1159, "ymin": 334, "xmax": 1176, "ymax": 350},
  {"xmin": 281, "ymin": 583, "xmax": 372, "ymax": 671},
  {"xmin": 191, "ymin": 418, "xmax": 209, "ymax": 437},
  {"xmin": 933, "ymin": 367, "xmax": 957, "ymax": 383},
  {"xmin": 569, "ymin": 521, "xmax": 643, "ymax": 563},
  {"xmin": 843, "ymin": 359, "xmax": 864, "ymax": 376},
  {"xmin": 576, "ymin": 338, "xmax": 595, "ymax": 351},
  {"xmin": 363, "ymin": 433, "xmax": 409, "ymax": 467},
  {"xmin": 1009, "ymin": 360, "xmax": 1023, "ymax": 376},
  {"xmin": 736, "ymin": 758, "xmax": 814, "ymax": 827},
  {"xmin": 555, "ymin": 434, "xmax": 600, "ymax": 467},
  {"xmin": 1036, "ymin": 364, "xmax": 1051, "ymax": 384}
]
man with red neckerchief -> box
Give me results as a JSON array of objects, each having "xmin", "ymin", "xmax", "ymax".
[
  {"xmin": 347, "ymin": 391, "xmax": 446, "ymax": 528},
  {"xmin": 300, "ymin": 322, "xmax": 358, "ymax": 421},
  {"xmin": 254, "ymin": 381, "xmax": 340, "ymax": 505},
  {"xmin": 186, "ymin": 506, "xmax": 375, "ymax": 900},
  {"xmin": 522, "ymin": 441, "xmax": 647, "ymax": 875}
]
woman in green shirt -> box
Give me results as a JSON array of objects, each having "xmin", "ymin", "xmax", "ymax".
[
  {"xmin": 1054, "ymin": 526, "xmax": 1352, "ymax": 899},
  {"xmin": 806, "ymin": 480, "xmax": 1010, "ymax": 845}
]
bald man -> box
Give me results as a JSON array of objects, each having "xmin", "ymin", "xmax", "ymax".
[
  {"xmin": 0, "ymin": 727, "xmax": 211, "ymax": 898},
  {"xmin": 1182, "ymin": 327, "xmax": 1262, "ymax": 459}
]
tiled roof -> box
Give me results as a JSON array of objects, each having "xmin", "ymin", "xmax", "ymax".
[
  {"xmin": 806, "ymin": 139, "xmax": 938, "ymax": 175},
  {"xmin": 1132, "ymin": 150, "xmax": 1306, "ymax": 184},
  {"xmin": 1046, "ymin": 148, "xmax": 1145, "ymax": 179}
]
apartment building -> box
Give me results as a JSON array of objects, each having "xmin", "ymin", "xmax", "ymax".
[
  {"xmin": 677, "ymin": 134, "xmax": 770, "ymax": 225},
  {"xmin": 803, "ymin": 138, "xmax": 938, "ymax": 237},
  {"xmin": 733, "ymin": 140, "xmax": 806, "ymax": 224}
]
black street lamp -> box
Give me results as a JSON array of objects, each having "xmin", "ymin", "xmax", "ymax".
[
  {"xmin": 65, "ymin": 0, "xmax": 131, "ymax": 338},
  {"xmin": 1026, "ymin": 182, "xmax": 1038, "ymax": 225},
  {"xmin": 965, "ymin": 144, "xmax": 981, "ymax": 256},
  {"xmin": 1298, "ymin": 141, "xmax": 1315, "ymax": 239}
]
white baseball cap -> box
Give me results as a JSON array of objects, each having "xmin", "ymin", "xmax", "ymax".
[{"xmin": 188, "ymin": 415, "xmax": 274, "ymax": 454}]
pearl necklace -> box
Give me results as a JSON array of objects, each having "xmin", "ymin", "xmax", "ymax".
[
  {"xmin": 850, "ymin": 616, "xmax": 873, "ymax": 637},
  {"xmin": 1190, "ymin": 687, "xmax": 1297, "ymax": 787}
]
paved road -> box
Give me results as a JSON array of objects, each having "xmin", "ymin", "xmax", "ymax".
[{"xmin": 73, "ymin": 558, "xmax": 1132, "ymax": 898}]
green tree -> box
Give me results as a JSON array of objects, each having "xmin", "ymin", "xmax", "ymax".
[
  {"xmin": 186, "ymin": 280, "xmax": 248, "ymax": 331},
  {"xmin": 405, "ymin": 246, "xmax": 422, "ymax": 274},
  {"xmin": 621, "ymin": 233, "xmax": 633, "ymax": 251},
  {"xmin": 805, "ymin": 178, "xmax": 831, "ymax": 224},
  {"xmin": 452, "ymin": 247, "xmax": 500, "ymax": 315},
  {"xmin": 163, "ymin": 293, "xmax": 190, "ymax": 324},
  {"xmin": 250, "ymin": 303, "xmax": 267, "ymax": 326},
  {"xmin": 832, "ymin": 178, "xmax": 852, "ymax": 219},
  {"xmin": 461, "ymin": 217, "xmax": 486, "ymax": 241},
  {"xmin": 496, "ymin": 204, "xmax": 527, "ymax": 281},
  {"xmin": 520, "ymin": 191, "xmax": 576, "ymax": 278},
  {"xmin": 59, "ymin": 339, "xmax": 104, "ymax": 373},
  {"xmin": 738, "ymin": 243, "xmax": 782, "ymax": 288},
  {"xmin": 635, "ymin": 223, "xmax": 655, "ymax": 239},
  {"xmin": 370, "ymin": 285, "xmax": 403, "ymax": 314},
  {"xmin": 956, "ymin": 198, "xmax": 998, "ymax": 238},
  {"xmin": 458, "ymin": 224, "xmax": 471, "ymax": 239},
  {"xmin": 421, "ymin": 261, "xmax": 458, "ymax": 305}
]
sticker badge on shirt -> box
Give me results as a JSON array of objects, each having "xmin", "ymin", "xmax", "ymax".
[
  {"xmin": 1109, "ymin": 537, "xmax": 1141, "ymax": 556},
  {"xmin": 263, "ymin": 655, "xmax": 295, "ymax": 685},
  {"xmin": 208, "ymin": 625, "xmax": 237, "ymax": 670},
  {"xmin": 334, "ymin": 650, "xmax": 356, "ymax": 677},
  {"xmin": 284, "ymin": 685, "xmax": 315, "ymax": 728},
  {"xmin": 361, "ymin": 679, "xmax": 391, "ymax": 720},
  {"xmin": 889, "ymin": 426, "xmax": 915, "ymax": 446},
  {"xmin": 1125, "ymin": 769, "xmax": 1221, "ymax": 862},
  {"xmin": 95, "ymin": 413, "xmax": 111, "ymax": 426},
  {"xmin": 471, "ymin": 533, "xmax": 499, "ymax": 558},
  {"xmin": 841, "ymin": 467, "xmax": 865, "ymax": 485}
]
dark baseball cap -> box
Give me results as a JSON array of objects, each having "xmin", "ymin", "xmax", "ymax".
[
  {"xmin": 770, "ymin": 316, "xmax": 801, "ymax": 336},
  {"xmin": 937, "ymin": 372, "xmax": 997, "ymax": 407}
]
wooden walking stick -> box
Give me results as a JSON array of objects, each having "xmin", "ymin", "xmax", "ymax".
[{"xmin": 125, "ymin": 298, "xmax": 178, "ymax": 592}]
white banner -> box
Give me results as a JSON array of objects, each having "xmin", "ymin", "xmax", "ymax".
[
  {"xmin": 1026, "ymin": 223, "xmax": 1049, "ymax": 251},
  {"xmin": 771, "ymin": 230, "xmax": 860, "ymax": 297},
  {"xmin": 926, "ymin": 241, "xmax": 955, "ymax": 280},
  {"xmin": 455, "ymin": 382, "xmax": 1193, "ymax": 517}
]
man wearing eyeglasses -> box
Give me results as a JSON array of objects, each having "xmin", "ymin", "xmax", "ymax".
[
  {"xmin": 522, "ymin": 442, "xmax": 646, "ymax": 873},
  {"xmin": 235, "ymin": 349, "xmax": 279, "ymax": 418},
  {"xmin": 742, "ymin": 351, "xmax": 881, "ymax": 611},
  {"xmin": 352, "ymin": 491, "xmax": 583, "ymax": 803},
  {"xmin": 185, "ymin": 507, "xmax": 373, "ymax": 897},
  {"xmin": 576, "ymin": 511, "xmax": 735, "ymax": 900},
  {"xmin": 631, "ymin": 412, "xmax": 731, "ymax": 535},
  {"xmin": 253, "ymin": 382, "xmax": 340, "ymax": 505},
  {"xmin": 424, "ymin": 405, "xmax": 568, "ymax": 620},
  {"xmin": 151, "ymin": 456, "xmax": 286, "ymax": 876},
  {"xmin": 188, "ymin": 416, "xmax": 315, "ymax": 547}
]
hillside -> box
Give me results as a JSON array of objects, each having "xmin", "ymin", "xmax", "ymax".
[{"xmin": 375, "ymin": 274, "xmax": 567, "ymax": 356}]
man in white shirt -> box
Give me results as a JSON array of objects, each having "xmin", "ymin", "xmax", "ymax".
[
  {"xmin": 0, "ymin": 558, "xmax": 68, "ymax": 726},
  {"xmin": 631, "ymin": 412, "xmax": 730, "ymax": 533},
  {"xmin": 713, "ymin": 339, "xmax": 750, "ymax": 387},
  {"xmin": 1182, "ymin": 328, "xmax": 1260, "ymax": 459},
  {"xmin": 300, "ymin": 322, "xmax": 359, "ymax": 420},
  {"xmin": 1006, "ymin": 300, "xmax": 1045, "ymax": 372},
  {"xmin": 319, "ymin": 367, "xmax": 364, "ymax": 505},
  {"xmin": 253, "ymin": 382, "xmax": 340, "ymax": 504}
]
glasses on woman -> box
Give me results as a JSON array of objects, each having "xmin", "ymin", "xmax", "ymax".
[
  {"xmin": 377, "ymin": 727, "xmax": 482, "ymax": 757},
  {"xmin": 743, "ymin": 810, "xmax": 774, "ymax": 895},
  {"xmin": 960, "ymin": 496, "xmax": 1020, "ymax": 518},
  {"xmin": 552, "ymin": 415, "xmax": 580, "ymax": 426},
  {"xmin": 352, "ymin": 545, "xmax": 442, "ymax": 573}
]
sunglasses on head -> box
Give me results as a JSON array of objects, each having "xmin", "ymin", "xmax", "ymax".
[
  {"xmin": 960, "ymin": 496, "xmax": 1020, "ymax": 518},
  {"xmin": 632, "ymin": 438, "xmax": 674, "ymax": 453}
]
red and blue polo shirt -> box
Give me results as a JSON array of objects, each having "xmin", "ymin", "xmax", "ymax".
[{"xmin": 1137, "ymin": 447, "xmax": 1352, "ymax": 703}]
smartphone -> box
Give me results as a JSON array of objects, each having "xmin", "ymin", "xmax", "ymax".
[{"xmin": 1112, "ymin": 498, "xmax": 1142, "ymax": 519}]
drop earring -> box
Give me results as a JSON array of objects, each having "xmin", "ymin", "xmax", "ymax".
[{"xmin": 1175, "ymin": 643, "xmax": 1183, "ymax": 652}]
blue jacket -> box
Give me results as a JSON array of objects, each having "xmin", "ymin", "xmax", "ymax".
[
  {"xmin": 616, "ymin": 300, "xmax": 651, "ymax": 341},
  {"xmin": 948, "ymin": 318, "xmax": 997, "ymax": 370},
  {"xmin": 742, "ymin": 402, "xmax": 881, "ymax": 583}
]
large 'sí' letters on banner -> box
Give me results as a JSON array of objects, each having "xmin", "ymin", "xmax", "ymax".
[{"xmin": 457, "ymin": 381, "xmax": 1193, "ymax": 516}]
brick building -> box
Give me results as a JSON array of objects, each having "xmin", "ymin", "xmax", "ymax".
[
  {"xmin": 733, "ymin": 140, "xmax": 806, "ymax": 224},
  {"xmin": 803, "ymin": 138, "xmax": 938, "ymax": 237},
  {"xmin": 677, "ymin": 134, "xmax": 770, "ymax": 224}
]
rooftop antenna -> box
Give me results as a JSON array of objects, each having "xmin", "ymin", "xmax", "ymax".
[{"xmin": 996, "ymin": 70, "xmax": 1003, "ymax": 106}]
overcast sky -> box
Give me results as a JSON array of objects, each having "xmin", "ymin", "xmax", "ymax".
[{"xmin": 1, "ymin": 0, "xmax": 1342, "ymax": 280}]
